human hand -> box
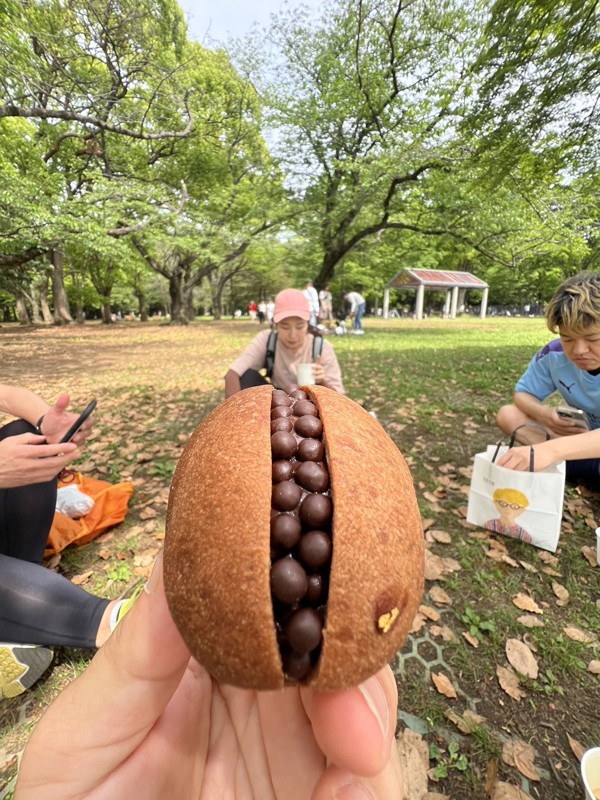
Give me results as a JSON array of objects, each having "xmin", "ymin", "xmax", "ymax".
[
  {"xmin": 312, "ymin": 357, "xmax": 326, "ymax": 386},
  {"xmin": 41, "ymin": 393, "xmax": 95, "ymax": 446},
  {"xmin": 546, "ymin": 408, "xmax": 588, "ymax": 438},
  {"xmin": 16, "ymin": 553, "xmax": 403, "ymax": 800},
  {"xmin": 0, "ymin": 433, "xmax": 78, "ymax": 488},
  {"xmin": 497, "ymin": 443, "xmax": 556, "ymax": 473}
]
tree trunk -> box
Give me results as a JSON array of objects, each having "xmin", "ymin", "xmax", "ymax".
[
  {"xmin": 39, "ymin": 274, "xmax": 53, "ymax": 324},
  {"xmin": 30, "ymin": 286, "xmax": 42, "ymax": 324},
  {"xmin": 101, "ymin": 300, "xmax": 112, "ymax": 324},
  {"xmin": 15, "ymin": 293, "xmax": 31, "ymax": 325},
  {"xmin": 169, "ymin": 273, "xmax": 188, "ymax": 325},
  {"xmin": 135, "ymin": 289, "xmax": 149, "ymax": 321},
  {"xmin": 184, "ymin": 287, "xmax": 195, "ymax": 322},
  {"xmin": 50, "ymin": 249, "xmax": 73, "ymax": 325}
]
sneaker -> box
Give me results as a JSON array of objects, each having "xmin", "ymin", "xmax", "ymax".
[
  {"xmin": 0, "ymin": 644, "xmax": 54, "ymax": 699},
  {"xmin": 110, "ymin": 579, "xmax": 146, "ymax": 631}
]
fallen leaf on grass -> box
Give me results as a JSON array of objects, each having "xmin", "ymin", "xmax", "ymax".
[
  {"xmin": 428, "ymin": 586, "xmax": 452, "ymax": 606},
  {"xmin": 431, "ymin": 672, "xmax": 458, "ymax": 698},
  {"xmin": 563, "ymin": 626, "xmax": 597, "ymax": 644},
  {"xmin": 419, "ymin": 604, "xmax": 441, "ymax": 621},
  {"xmin": 462, "ymin": 631, "xmax": 479, "ymax": 648},
  {"xmin": 537, "ymin": 551, "xmax": 559, "ymax": 567},
  {"xmin": 430, "ymin": 624, "xmax": 457, "ymax": 642},
  {"xmin": 422, "ymin": 794, "xmax": 451, "ymax": 800},
  {"xmin": 567, "ymin": 733, "xmax": 587, "ymax": 761},
  {"xmin": 428, "ymin": 529, "xmax": 452, "ymax": 544},
  {"xmin": 445, "ymin": 707, "xmax": 486, "ymax": 733},
  {"xmin": 506, "ymin": 639, "xmax": 538, "ymax": 679},
  {"xmin": 512, "ymin": 593, "xmax": 543, "ymax": 614},
  {"xmin": 502, "ymin": 739, "xmax": 540, "ymax": 781},
  {"xmin": 582, "ymin": 545, "xmax": 598, "ymax": 567},
  {"xmin": 491, "ymin": 781, "xmax": 533, "ymax": 799},
  {"xmin": 551, "ymin": 581, "xmax": 569, "ymax": 606},
  {"xmin": 395, "ymin": 728, "xmax": 428, "ymax": 799},
  {"xmin": 541, "ymin": 566, "xmax": 563, "ymax": 577},
  {"xmin": 518, "ymin": 560, "xmax": 538, "ymax": 573},
  {"xmin": 588, "ymin": 660, "xmax": 600, "ymax": 674},
  {"xmin": 410, "ymin": 612, "xmax": 427, "ymax": 634},
  {"xmin": 516, "ymin": 615, "xmax": 544, "ymax": 628},
  {"xmin": 71, "ymin": 570, "xmax": 93, "ymax": 585},
  {"xmin": 139, "ymin": 506, "xmax": 158, "ymax": 520},
  {"xmin": 496, "ymin": 665, "xmax": 526, "ymax": 701}
]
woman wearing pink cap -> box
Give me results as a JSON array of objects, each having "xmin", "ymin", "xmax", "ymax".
[{"xmin": 225, "ymin": 289, "xmax": 345, "ymax": 397}]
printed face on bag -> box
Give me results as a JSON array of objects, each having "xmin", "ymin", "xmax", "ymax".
[{"xmin": 492, "ymin": 488, "xmax": 529, "ymax": 525}]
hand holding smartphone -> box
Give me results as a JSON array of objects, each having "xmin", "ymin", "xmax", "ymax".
[
  {"xmin": 556, "ymin": 405, "xmax": 589, "ymax": 429},
  {"xmin": 59, "ymin": 399, "xmax": 97, "ymax": 443}
]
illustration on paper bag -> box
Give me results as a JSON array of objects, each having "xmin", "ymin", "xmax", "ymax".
[{"xmin": 484, "ymin": 487, "xmax": 532, "ymax": 544}]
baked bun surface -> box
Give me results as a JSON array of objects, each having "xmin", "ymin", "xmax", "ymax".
[{"xmin": 164, "ymin": 384, "xmax": 424, "ymax": 690}]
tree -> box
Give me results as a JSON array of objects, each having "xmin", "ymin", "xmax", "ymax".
[{"xmin": 244, "ymin": 0, "xmax": 481, "ymax": 288}]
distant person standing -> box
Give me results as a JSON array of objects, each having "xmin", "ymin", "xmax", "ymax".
[
  {"xmin": 303, "ymin": 280, "xmax": 320, "ymax": 327},
  {"xmin": 266, "ymin": 298, "xmax": 275, "ymax": 324},
  {"xmin": 257, "ymin": 301, "xmax": 267, "ymax": 324},
  {"xmin": 344, "ymin": 290, "xmax": 366, "ymax": 332},
  {"xmin": 318, "ymin": 284, "xmax": 334, "ymax": 328},
  {"xmin": 248, "ymin": 300, "xmax": 258, "ymax": 321}
]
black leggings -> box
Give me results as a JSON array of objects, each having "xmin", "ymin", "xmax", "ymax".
[{"xmin": 0, "ymin": 419, "xmax": 109, "ymax": 647}]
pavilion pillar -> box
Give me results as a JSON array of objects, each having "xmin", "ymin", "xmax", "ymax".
[
  {"xmin": 415, "ymin": 284, "xmax": 425, "ymax": 319},
  {"xmin": 450, "ymin": 286, "xmax": 459, "ymax": 318},
  {"xmin": 443, "ymin": 291, "xmax": 451, "ymax": 318},
  {"xmin": 480, "ymin": 287, "xmax": 489, "ymax": 319},
  {"xmin": 383, "ymin": 288, "xmax": 390, "ymax": 319}
]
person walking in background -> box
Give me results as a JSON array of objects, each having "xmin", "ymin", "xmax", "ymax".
[
  {"xmin": 303, "ymin": 280, "xmax": 320, "ymax": 327},
  {"xmin": 224, "ymin": 289, "xmax": 344, "ymax": 396},
  {"xmin": 248, "ymin": 300, "xmax": 258, "ymax": 321},
  {"xmin": 344, "ymin": 290, "xmax": 366, "ymax": 333},
  {"xmin": 318, "ymin": 284, "xmax": 334, "ymax": 328}
]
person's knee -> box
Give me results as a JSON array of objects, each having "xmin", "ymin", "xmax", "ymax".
[{"xmin": 496, "ymin": 404, "xmax": 517, "ymax": 434}]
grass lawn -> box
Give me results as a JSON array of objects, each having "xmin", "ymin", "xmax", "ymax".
[{"xmin": 0, "ymin": 315, "xmax": 598, "ymax": 799}]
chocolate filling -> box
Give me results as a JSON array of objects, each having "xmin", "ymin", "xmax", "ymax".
[{"xmin": 269, "ymin": 385, "xmax": 332, "ymax": 683}]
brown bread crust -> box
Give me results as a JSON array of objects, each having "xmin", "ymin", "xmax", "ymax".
[
  {"xmin": 164, "ymin": 385, "xmax": 424, "ymax": 691},
  {"xmin": 164, "ymin": 385, "xmax": 284, "ymax": 688},
  {"xmin": 305, "ymin": 386, "xmax": 424, "ymax": 689}
]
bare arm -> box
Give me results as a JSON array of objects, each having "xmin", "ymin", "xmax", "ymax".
[
  {"xmin": 224, "ymin": 370, "xmax": 242, "ymax": 399},
  {"xmin": 498, "ymin": 428, "xmax": 600, "ymax": 471},
  {"xmin": 513, "ymin": 391, "xmax": 586, "ymax": 437},
  {"xmin": 0, "ymin": 384, "xmax": 49, "ymax": 426}
]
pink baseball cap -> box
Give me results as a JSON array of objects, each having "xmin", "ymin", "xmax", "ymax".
[{"xmin": 273, "ymin": 289, "xmax": 310, "ymax": 323}]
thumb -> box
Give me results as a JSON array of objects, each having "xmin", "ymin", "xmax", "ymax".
[{"xmin": 53, "ymin": 393, "xmax": 71, "ymax": 413}]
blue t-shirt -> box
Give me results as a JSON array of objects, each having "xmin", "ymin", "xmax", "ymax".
[{"xmin": 515, "ymin": 339, "xmax": 600, "ymax": 429}]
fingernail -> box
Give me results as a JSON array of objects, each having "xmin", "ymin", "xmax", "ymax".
[
  {"xmin": 335, "ymin": 782, "xmax": 375, "ymax": 800},
  {"xmin": 358, "ymin": 674, "xmax": 389, "ymax": 740},
  {"xmin": 144, "ymin": 550, "xmax": 163, "ymax": 595}
]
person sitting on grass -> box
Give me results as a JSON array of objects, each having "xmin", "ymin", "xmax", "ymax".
[
  {"xmin": 496, "ymin": 271, "xmax": 600, "ymax": 490},
  {"xmin": 0, "ymin": 384, "xmax": 136, "ymax": 699},
  {"xmin": 224, "ymin": 289, "xmax": 345, "ymax": 397}
]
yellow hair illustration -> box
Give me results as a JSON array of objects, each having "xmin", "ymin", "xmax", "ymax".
[{"xmin": 492, "ymin": 487, "xmax": 529, "ymax": 508}]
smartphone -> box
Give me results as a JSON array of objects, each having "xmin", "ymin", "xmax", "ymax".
[
  {"xmin": 556, "ymin": 406, "xmax": 589, "ymax": 429},
  {"xmin": 59, "ymin": 399, "xmax": 97, "ymax": 443}
]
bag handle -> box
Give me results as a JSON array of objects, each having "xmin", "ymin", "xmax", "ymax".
[{"xmin": 491, "ymin": 423, "xmax": 550, "ymax": 471}]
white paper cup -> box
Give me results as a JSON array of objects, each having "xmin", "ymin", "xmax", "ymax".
[
  {"xmin": 581, "ymin": 747, "xmax": 600, "ymax": 800},
  {"xmin": 296, "ymin": 363, "xmax": 315, "ymax": 386}
]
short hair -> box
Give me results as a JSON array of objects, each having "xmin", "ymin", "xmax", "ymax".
[
  {"xmin": 545, "ymin": 272, "xmax": 600, "ymax": 334},
  {"xmin": 493, "ymin": 487, "xmax": 529, "ymax": 508}
]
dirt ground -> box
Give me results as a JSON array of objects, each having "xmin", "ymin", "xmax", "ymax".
[{"xmin": 0, "ymin": 321, "xmax": 598, "ymax": 800}]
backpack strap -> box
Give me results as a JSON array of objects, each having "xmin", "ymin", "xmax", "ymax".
[
  {"xmin": 312, "ymin": 331, "xmax": 323, "ymax": 363},
  {"xmin": 265, "ymin": 330, "xmax": 277, "ymax": 379}
]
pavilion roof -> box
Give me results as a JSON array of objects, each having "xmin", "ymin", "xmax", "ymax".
[{"xmin": 386, "ymin": 269, "xmax": 488, "ymax": 290}]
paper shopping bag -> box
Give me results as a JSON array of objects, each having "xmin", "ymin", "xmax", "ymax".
[{"xmin": 466, "ymin": 445, "xmax": 566, "ymax": 553}]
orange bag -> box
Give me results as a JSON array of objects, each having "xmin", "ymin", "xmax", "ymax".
[{"xmin": 46, "ymin": 472, "xmax": 134, "ymax": 557}]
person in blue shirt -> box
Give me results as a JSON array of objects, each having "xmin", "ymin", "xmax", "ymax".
[{"xmin": 496, "ymin": 272, "xmax": 600, "ymax": 487}]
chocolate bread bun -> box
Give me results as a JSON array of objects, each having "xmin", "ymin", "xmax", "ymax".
[{"xmin": 164, "ymin": 384, "xmax": 424, "ymax": 690}]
